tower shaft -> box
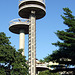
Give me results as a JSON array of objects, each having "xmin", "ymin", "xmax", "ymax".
[
  {"xmin": 29, "ymin": 11, "xmax": 36, "ymax": 75},
  {"xmin": 19, "ymin": 29, "xmax": 25, "ymax": 56}
]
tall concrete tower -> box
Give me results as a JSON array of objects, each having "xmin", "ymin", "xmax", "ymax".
[
  {"xmin": 18, "ymin": 0, "xmax": 46, "ymax": 75},
  {"xmin": 9, "ymin": 18, "xmax": 30, "ymax": 56}
]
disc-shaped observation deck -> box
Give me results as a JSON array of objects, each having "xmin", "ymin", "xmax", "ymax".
[
  {"xmin": 9, "ymin": 18, "xmax": 30, "ymax": 34},
  {"xmin": 19, "ymin": 0, "xmax": 46, "ymax": 19}
]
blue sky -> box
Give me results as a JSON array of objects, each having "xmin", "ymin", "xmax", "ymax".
[{"xmin": 0, "ymin": 0, "xmax": 75, "ymax": 60}]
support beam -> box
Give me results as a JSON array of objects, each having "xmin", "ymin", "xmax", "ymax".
[{"xmin": 19, "ymin": 29, "xmax": 25, "ymax": 56}]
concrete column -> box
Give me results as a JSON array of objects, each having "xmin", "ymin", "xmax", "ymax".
[
  {"xmin": 28, "ymin": 11, "xmax": 36, "ymax": 75},
  {"xmin": 19, "ymin": 29, "xmax": 25, "ymax": 56}
]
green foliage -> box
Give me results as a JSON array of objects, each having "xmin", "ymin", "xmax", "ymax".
[
  {"xmin": 0, "ymin": 32, "xmax": 28, "ymax": 75},
  {"xmin": 38, "ymin": 70, "xmax": 59, "ymax": 75},
  {"xmin": 44, "ymin": 8, "xmax": 75, "ymax": 64},
  {"xmin": 0, "ymin": 67, "xmax": 6, "ymax": 75},
  {"xmin": 44, "ymin": 54, "xmax": 53, "ymax": 62},
  {"xmin": 39, "ymin": 59, "xmax": 45, "ymax": 63},
  {"xmin": 52, "ymin": 8, "xmax": 75, "ymax": 62}
]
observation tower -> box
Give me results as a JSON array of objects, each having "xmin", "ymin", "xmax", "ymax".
[
  {"xmin": 9, "ymin": 18, "xmax": 30, "ymax": 56},
  {"xmin": 18, "ymin": 0, "xmax": 46, "ymax": 75}
]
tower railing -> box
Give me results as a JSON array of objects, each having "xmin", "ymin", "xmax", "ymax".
[
  {"xmin": 19, "ymin": 0, "xmax": 45, "ymax": 3},
  {"xmin": 9, "ymin": 18, "xmax": 30, "ymax": 25}
]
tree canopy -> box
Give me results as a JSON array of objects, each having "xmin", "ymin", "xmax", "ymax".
[
  {"xmin": 38, "ymin": 70, "xmax": 59, "ymax": 75},
  {"xmin": 44, "ymin": 8, "xmax": 75, "ymax": 64},
  {"xmin": 0, "ymin": 32, "xmax": 28, "ymax": 75}
]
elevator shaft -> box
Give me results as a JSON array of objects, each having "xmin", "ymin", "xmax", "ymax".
[{"xmin": 29, "ymin": 11, "xmax": 36, "ymax": 75}]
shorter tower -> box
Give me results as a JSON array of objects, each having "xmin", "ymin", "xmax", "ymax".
[{"xmin": 9, "ymin": 18, "xmax": 30, "ymax": 56}]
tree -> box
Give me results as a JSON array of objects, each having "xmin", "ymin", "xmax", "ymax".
[
  {"xmin": 41, "ymin": 8, "xmax": 75, "ymax": 75},
  {"xmin": 0, "ymin": 32, "xmax": 28, "ymax": 75},
  {"xmin": 44, "ymin": 8, "xmax": 75, "ymax": 63},
  {"xmin": 38, "ymin": 70, "xmax": 59, "ymax": 75},
  {"xmin": 43, "ymin": 8, "xmax": 75, "ymax": 75}
]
